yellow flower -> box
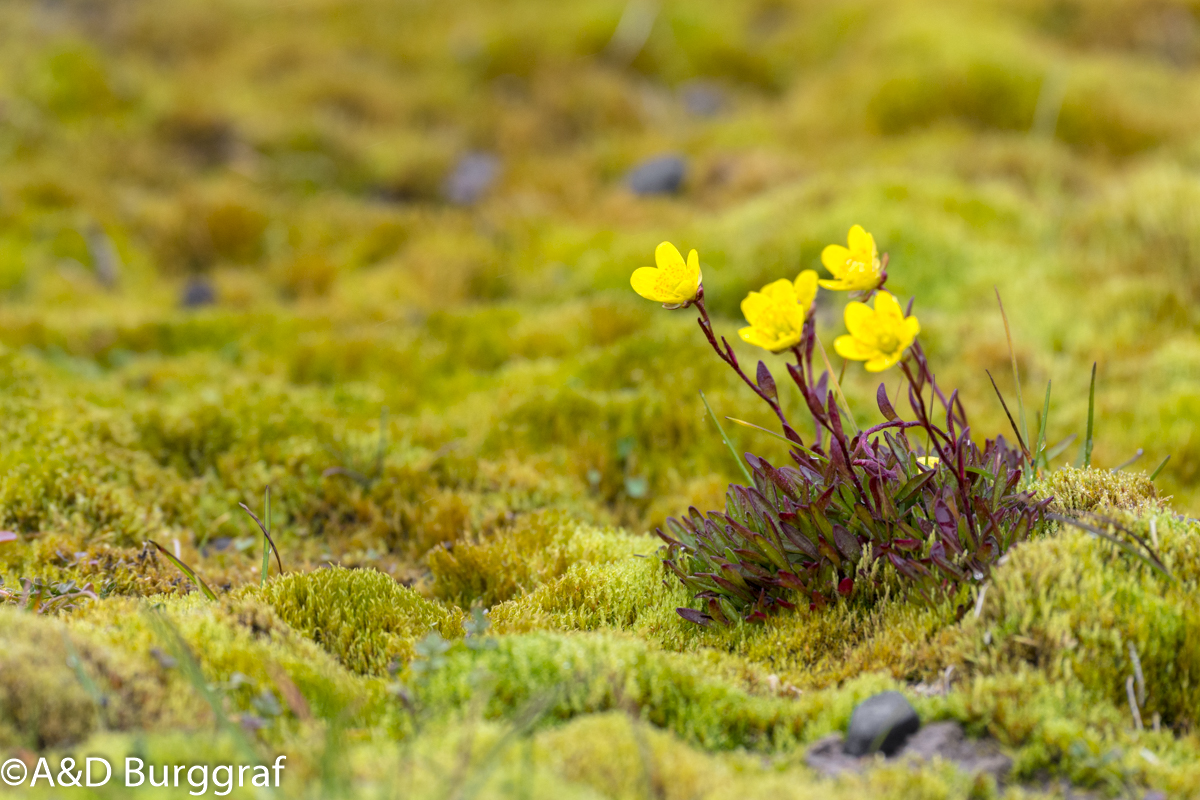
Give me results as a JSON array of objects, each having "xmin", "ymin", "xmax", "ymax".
[
  {"xmin": 820, "ymin": 224, "xmax": 883, "ymax": 292},
  {"xmin": 916, "ymin": 456, "xmax": 940, "ymax": 469},
  {"xmin": 833, "ymin": 290, "xmax": 920, "ymax": 372},
  {"xmin": 630, "ymin": 241, "xmax": 702, "ymax": 307},
  {"xmin": 738, "ymin": 270, "xmax": 819, "ymax": 353}
]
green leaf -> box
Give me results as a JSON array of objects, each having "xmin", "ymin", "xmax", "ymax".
[
  {"xmin": 700, "ymin": 391, "xmax": 753, "ymax": 485},
  {"xmin": 148, "ymin": 541, "xmax": 217, "ymax": 602}
]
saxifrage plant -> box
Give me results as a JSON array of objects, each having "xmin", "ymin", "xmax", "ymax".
[{"xmin": 631, "ymin": 227, "xmax": 1050, "ymax": 625}]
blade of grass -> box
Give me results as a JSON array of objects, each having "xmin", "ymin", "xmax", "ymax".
[
  {"xmin": 1034, "ymin": 381, "xmax": 1051, "ymax": 469},
  {"xmin": 725, "ymin": 417, "xmax": 794, "ymax": 444},
  {"xmin": 985, "ymin": 369, "xmax": 1030, "ymax": 459},
  {"xmin": 700, "ymin": 391, "xmax": 753, "ymax": 485},
  {"xmin": 1048, "ymin": 513, "xmax": 1172, "ymax": 580},
  {"xmin": 1082, "ymin": 362, "xmax": 1097, "ymax": 467},
  {"xmin": 1150, "ymin": 455, "xmax": 1171, "ymax": 482},
  {"xmin": 148, "ymin": 540, "xmax": 217, "ymax": 601},
  {"xmin": 1112, "ymin": 449, "xmax": 1144, "ymax": 472},
  {"xmin": 726, "ymin": 417, "xmax": 821, "ymax": 458},
  {"xmin": 995, "ymin": 288, "xmax": 1029, "ymax": 450},
  {"xmin": 240, "ymin": 501, "xmax": 283, "ymax": 576},
  {"xmin": 814, "ymin": 336, "xmax": 859, "ymax": 434},
  {"xmin": 260, "ymin": 487, "xmax": 271, "ymax": 588},
  {"xmin": 144, "ymin": 606, "xmax": 260, "ymax": 764},
  {"xmin": 1044, "ymin": 433, "xmax": 1077, "ymax": 462}
]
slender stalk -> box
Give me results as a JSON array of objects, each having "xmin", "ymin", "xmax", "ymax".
[
  {"xmin": 694, "ymin": 297, "xmax": 789, "ymax": 427},
  {"xmin": 260, "ymin": 487, "xmax": 271, "ymax": 589},
  {"xmin": 995, "ymin": 288, "xmax": 1029, "ymax": 449},
  {"xmin": 814, "ymin": 336, "xmax": 859, "ymax": 433},
  {"xmin": 1083, "ymin": 362, "xmax": 1097, "ymax": 468},
  {"xmin": 700, "ymin": 391, "xmax": 754, "ymax": 485}
]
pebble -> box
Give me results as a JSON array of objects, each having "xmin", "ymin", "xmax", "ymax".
[
  {"xmin": 181, "ymin": 277, "xmax": 216, "ymax": 308},
  {"xmin": 844, "ymin": 690, "xmax": 920, "ymax": 756},
  {"xmin": 626, "ymin": 154, "xmax": 687, "ymax": 196},
  {"xmin": 443, "ymin": 152, "xmax": 501, "ymax": 205}
]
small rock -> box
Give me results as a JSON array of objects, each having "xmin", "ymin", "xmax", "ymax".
[
  {"xmin": 626, "ymin": 154, "xmax": 687, "ymax": 196},
  {"xmin": 844, "ymin": 691, "xmax": 920, "ymax": 757},
  {"xmin": 807, "ymin": 721, "xmax": 1009, "ymax": 781},
  {"xmin": 443, "ymin": 152, "xmax": 501, "ymax": 205},
  {"xmin": 899, "ymin": 722, "xmax": 1011, "ymax": 781},
  {"xmin": 805, "ymin": 734, "xmax": 864, "ymax": 777},
  {"xmin": 679, "ymin": 80, "xmax": 725, "ymax": 117},
  {"xmin": 181, "ymin": 277, "xmax": 216, "ymax": 308}
]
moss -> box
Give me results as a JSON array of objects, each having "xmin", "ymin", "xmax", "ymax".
[
  {"xmin": 1037, "ymin": 466, "xmax": 1164, "ymax": 514},
  {"xmin": 248, "ymin": 566, "xmax": 464, "ymax": 675},
  {"xmin": 930, "ymin": 517, "xmax": 1200, "ymax": 731},
  {"xmin": 428, "ymin": 511, "xmax": 654, "ymax": 608},
  {"xmin": 415, "ymin": 630, "xmax": 822, "ymax": 752}
]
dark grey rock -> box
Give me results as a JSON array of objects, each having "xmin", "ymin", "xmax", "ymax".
[
  {"xmin": 899, "ymin": 722, "xmax": 1011, "ymax": 781},
  {"xmin": 805, "ymin": 734, "xmax": 863, "ymax": 777},
  {"xmin": 844, "ymin": 691, "xmax": 920, "ymax": 756},
  {"xmin": 443, "ymin": 152, "xmax": 501, "ymax": 205},
  {"xmin": 807, "ymin": 721, "xmax": 1011, "ymax": 782},
  {"xmin": 626, "ymin": 154, "xmax": 687, "ymax": 196},
  {"xmin": 679, "ymin": 80, "xmax": 725, "ymax": 117},
  {"xmin": 181, "ymin": 277, "xmax": 216, "ymax": 308}
]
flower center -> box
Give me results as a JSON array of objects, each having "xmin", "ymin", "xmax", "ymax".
[{"xmin": 876, "ymin": 332, "xmax": 899, "ymax": 353}]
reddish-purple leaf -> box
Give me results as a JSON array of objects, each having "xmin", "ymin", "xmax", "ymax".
[
  {"xmin": 876, "ymin": 383, "xmax": 899, "ymax": 421},
  {"xmin": 676, "ymin": 608, "xmax": 713, "ymax": 627},
  {"xmin": 757, "ymin": 361, "xmax": 778, "ymax": 401},
  {"xmin": 837, "ymin": 577, "xmax": 854, "ymax": 596}
]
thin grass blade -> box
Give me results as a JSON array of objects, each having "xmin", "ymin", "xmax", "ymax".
[
  {"xmin": 240, "ymin": 502, "xmax": 283, "ymax": 575},
  {"xmin": 700, "ymin": 391, "xmax": 754, "ymax": 485},
  {"xmin": 995, "ymin": 288, "xmax": 1029, "ymax": 448},
  {"xmin": 1083, "ymin": 362, "xmax": 1097, "ymax": 467},
  {"xmin": 148, "ymin": 540, "xmax": 217, "ymax": 601},
  {"xmin": 1150, "ymin": 455, "xmax": 1171, "ymax": 482}
]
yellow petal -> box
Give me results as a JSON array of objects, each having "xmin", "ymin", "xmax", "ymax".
[
  {"xmin": 821, "ymin": 244, "xmax": 850, "ymax": 275},
  {"xmin": 760, "ymin": 278, "xmax": 796, "ymax": 302},
  {"xmin": 687, "ymin": 248, "xmax": 700, "ymax": 281},
  {"xmin": 740, "ymin": 291, "xmax": 772, "ymax": 325},
  {"xmin": 739, "ymin": 326, "xmax": 774, "ymax": 350},
  {"xmin": 655, "ymin": 241, "xmax": 686, "ymax": 271},
  {"xmin": 904, "ymin": 315, "xmax": 921, "ymax": 338},
  {"xmin": 874, "ymin": 290, "xmax": 904, "ymax": 321},
  {"xmin": 865, "ymin": 352, "xmax": 899, "ymax": 372},
  {"xmin": 818, "ymin": 278, "xmax": 853, "ymax": 291},
  {"xmin": 834, "ymin": 334, "xmax": 876, "ymax": 361},
  {"xmin": 843, "ymin": 301, "xmax": 874, "ymax": 339},
  {"xmin": 631, "ymin": 266, "xmax": 665, "ymax": 301},
  {"xmin": 847, "ymin": 224, "xmax": 875, "ymax": 257},
  {"xmin": 794, "ymin": 270, "xmax": 819, "ymax": 309}
]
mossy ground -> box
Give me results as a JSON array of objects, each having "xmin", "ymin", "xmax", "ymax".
[{"xmin": 2, "ymin": 0, "xmax": 1200, "ymax": 797}]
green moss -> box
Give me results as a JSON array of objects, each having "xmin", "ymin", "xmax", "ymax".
[
  {"xmin": 248, "ymin": 566, "xmax": 464, "ymax": 675},
  {"xmin": 428, "ymin": 511, "xmax": 653, "ymax": 608},
  {"xmin": 1037, "ymin": 466, "xmax": 1163, "ymax": 514},
  {"xmin": 414, "ymin": 630, "xmax": 905, "ymax": 753}
]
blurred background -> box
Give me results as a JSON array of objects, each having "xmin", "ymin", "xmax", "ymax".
[{"xmin": 1, "ymin": 0, "xmax": 1198, "ymax": 579}]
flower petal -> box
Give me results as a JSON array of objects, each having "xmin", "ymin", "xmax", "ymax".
[
  {"xmin": 865, "ymin": 352, "xmax": 900, "ymax": 372},
  {"xmin": 760, "ymin": 278, "xmax": 796, "ymax": 302},
  {"xmin": 874, "ymin": 290, "xmax": 904, "ymax": 321},
  {"xmin": 740, "ymin": 291, "xmax": 772, "ymax": 325},
  {"xmin": 631, "ymin": 266, "xmax": 665, "ymax": 301},
  {"xmin": 655, "ymin": 241, "xmax": 686, "ymax": 271},
  {"xmin": 847, "ymin": 224, "xmax": 875, "ymax": 257},
  {"xmin": 794, "ymin": 270, "xmax": 819, "ymax": 309},
  {"xmin": 834, "ymin": 334, "xmax": 876, "ymax": 361},
  {"xmin": 843, "ymin": 301, "xmax": 874, "ymax": 339},
  {"xmin": 821, "ymin": 244, "xmax": 850, "ymax": 275},
  {"xmin": 904, "ymin": 315, "xmax": 921, "ymax": 338},
  {"xmin": 740, "ymin": 326, "xmax": 775, "ymax": 351}
]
